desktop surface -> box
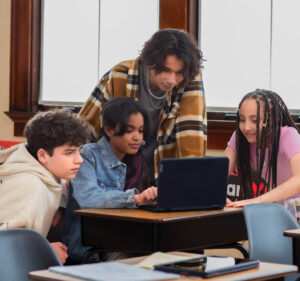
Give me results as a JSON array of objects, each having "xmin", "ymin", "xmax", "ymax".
[
  {"xmin": 74, "ymin": 207, "xmax": 243, "ymax": 223},
  {"xmin": 29, "ymin": 252, "xmax": 298, "ymax": 281}
]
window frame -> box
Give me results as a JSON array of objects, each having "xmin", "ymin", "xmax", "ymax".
[{"xmin": 9, "ymin": 0, "xmax": 298, "ymax": 149}]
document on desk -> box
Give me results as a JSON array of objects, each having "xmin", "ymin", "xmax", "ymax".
[{"xmin": 49, "ymin": 262, "xmax": 180, "ymax": 281}]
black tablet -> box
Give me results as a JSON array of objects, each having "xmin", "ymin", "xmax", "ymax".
[{"xmin": 154, "ymin": 256, "xmax": 259, "ymax": 278}]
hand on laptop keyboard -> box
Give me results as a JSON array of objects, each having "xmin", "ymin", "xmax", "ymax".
[{"xmin": 134, "ymin": 186, "xmax": 157, "ymax": 204}]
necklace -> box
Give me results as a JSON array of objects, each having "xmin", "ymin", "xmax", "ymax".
[
  {"xmin": 147, "ymin": 85, "xmax": 168, "ymax": 100},
  {"xmin": 147, "ymin": 68, "xmax": 168, "ymax": 109},
  {"xmin": 147, "ymin": 85, "xmax": 168, "ymax": 110}
]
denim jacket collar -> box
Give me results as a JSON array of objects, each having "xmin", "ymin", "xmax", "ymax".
[{"xmin": 98, "ymin": 137, "xmax": 125, "ymax": 169}]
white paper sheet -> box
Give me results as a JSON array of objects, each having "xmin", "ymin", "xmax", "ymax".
[{"xmin": 49, "ymin": 262, "xmax": 179, "ymax": 281}]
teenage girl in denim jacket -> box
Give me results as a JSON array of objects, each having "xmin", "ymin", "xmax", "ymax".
[{"xmin": 63, "ymin": 97, "xmax": 157, "ymax": 263}]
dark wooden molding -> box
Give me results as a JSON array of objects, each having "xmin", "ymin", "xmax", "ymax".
[
  {"xmin": 207, "ymin": 120, "xmax": 235, "ymax": 150},
  {"xmin": 6, "ymin": 0, "xmax": 41, "ymax": 136},
  {"xmin": 4, "ymin": 111, "xmax": 35, "ymax": 136},
  {"xmin": 207, "ymin": 111, "xmax": 236, "ymax": 149},
  {"xmin": 160, "ymin": 0, "xmax": 198, "ymax": 41}
]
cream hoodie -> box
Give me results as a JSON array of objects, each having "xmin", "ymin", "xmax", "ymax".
[{"xmin": 0, "ymin": 143, "xmax": 62, "ymax": 236}]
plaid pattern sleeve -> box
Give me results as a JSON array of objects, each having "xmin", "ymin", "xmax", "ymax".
[
  {"xmin": 154, "ymin": 72, "xmax": 207, "ymax": 178},
  {"xmin": 79, "ymin": 59, "xmax": 207, "ymax": 180},
  {"xmin": 78, "ymin": 60, "xmax": 139, "ymax": 137},
  {"xmin": 78, "ymin": 72, "xmax": 109, "ymax": 137}
]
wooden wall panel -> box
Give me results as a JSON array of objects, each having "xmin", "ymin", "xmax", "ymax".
[
  {"xmin": 207, "ymin": 121, "xmax": 235, "ymax": 150},
  {"xmin": 160, "ymin": 0, "xmax": 198, "ymax": 40},
  {"xmin": 6, "ymin": 0, "xmax": 40, "ymax": 135}
]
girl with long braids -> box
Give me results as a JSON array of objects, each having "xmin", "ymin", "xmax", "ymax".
[{"xmin": 225, "ymin": 89, "xmax": 300, "ymax": 219}]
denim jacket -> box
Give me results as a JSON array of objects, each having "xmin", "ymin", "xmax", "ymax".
[{"xmin": 63, "ymin": 137, "xmax": 138, "ymax": 262}]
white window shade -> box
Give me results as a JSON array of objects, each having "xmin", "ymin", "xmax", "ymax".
[
  {"xmin": 40, "ymin": 0, "xmax": 99, "ymax": 104},
  {"xmin": 200, "ymin": 0, "xmax": 271, "ymax": 109},
  {"xmin": 40, "ymin": 0, "xmax": 159, "ymax": 105},
  {"xmin": 271, "ymin": 0, "xmax": 300, "ymax": 111},
  {"xmin": 99, "ymin": 0, "xmax": 159, "ymax": 77}
]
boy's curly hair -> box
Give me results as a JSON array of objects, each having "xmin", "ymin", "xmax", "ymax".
[{"xmin": 25, "ymin": 109, "xmax": 92, "ymax": 157}]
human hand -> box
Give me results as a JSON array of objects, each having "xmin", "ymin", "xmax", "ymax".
[
  {"xmin": 134, "ymin": 186, "xmax": 157, "ymax": 204},
  {"xmin": 226, "ymin": 198, "xmax": 232, "ymax": 205},
  {"xmin": 226, "ymin": 198, "xmax": 260, "ymax": 208},
  {"xmin": 51, "ymin": 242, "xmax": 68, "ymax": 264}
]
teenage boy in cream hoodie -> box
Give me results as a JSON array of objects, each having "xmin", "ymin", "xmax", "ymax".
[{"xmin": 0, "ymin": 109, "xmax": 92, "ymax": 263}]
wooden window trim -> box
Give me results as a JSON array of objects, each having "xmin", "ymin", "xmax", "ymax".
[
  {"xmin": 7, "ymin": 0, "xmax": 298, "ymax": 149},
  {"xmin": 6, "ymin": 0, "xmax": 41, "ymax": 136},
  {"xmin": 7, "ymin": 0, "xmax": 200, "ymax": 134}
]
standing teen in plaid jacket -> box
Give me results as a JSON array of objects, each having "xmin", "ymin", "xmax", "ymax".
[{"xmin": 79, "ymin": 28, "xmax": 207, "ymax": 182}]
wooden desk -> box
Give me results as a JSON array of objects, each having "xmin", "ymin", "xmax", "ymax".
[
  {"xmin": 29, "ymin": 252, "xmax": 298, "ymax": 281},
  {"xmin": 284, "ymin": 229, "xmax": 300, "ymax": 268},
  {"xmin": 284, "ymin": 229, "xmax": 300, "ymax": 238},
  {"xmin": 74, "ymin": 208, "xmax": 247, "ymax": 253}
]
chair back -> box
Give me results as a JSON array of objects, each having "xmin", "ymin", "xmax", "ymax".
[
  {"xmin": 244, "ymin": 203, "xmax": 299, "ymax": 264},
  {"xmin": 0, "ymin": 228, "xmax": 62, "ymax": 281}
]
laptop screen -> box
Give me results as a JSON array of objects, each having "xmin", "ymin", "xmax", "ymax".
[{"xmin": 157, "ymin": 157, "xmax": 229, "ymax": 210}]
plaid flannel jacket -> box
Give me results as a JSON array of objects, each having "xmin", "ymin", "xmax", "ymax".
[{"xmin": 79, "ymin": 58, "xmax": 207, "ymax": 178}]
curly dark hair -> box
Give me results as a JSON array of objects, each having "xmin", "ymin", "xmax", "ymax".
[
  {"xmin": 236, "ymin": 89, "xmax": 299, "ymax": 199},
  {"xmin": 140, "ymin": 28, "xmax": 203, "ymax": 87},
  {"xmin": 25, "ymin": 109, "xmax": 92, "ymax": 157}
]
